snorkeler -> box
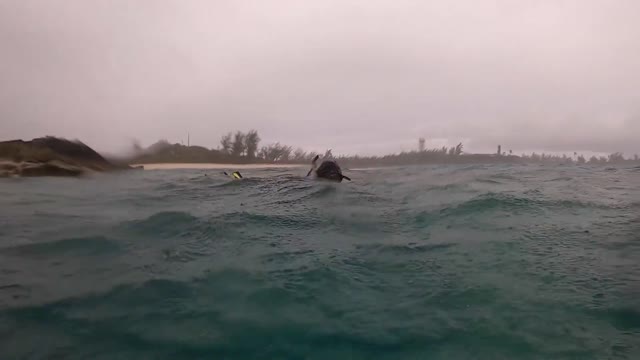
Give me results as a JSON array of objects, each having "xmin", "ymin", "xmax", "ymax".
[
  {"xmin": 306, "ymin": 154, "xmax": 351, "ymax": 182},
  {"xmin": 223, "ymin": 171, "xmax": 243, "ymax": 179}
]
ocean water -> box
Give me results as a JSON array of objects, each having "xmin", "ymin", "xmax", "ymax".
[{"xmin": 1, "ymin": 164, "xmax": 639, "ymax": 360}]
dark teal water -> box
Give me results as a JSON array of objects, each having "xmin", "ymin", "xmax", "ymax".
[{"xmin": 1, "ymin": 164, "xmax": 639, "ymax": 359}]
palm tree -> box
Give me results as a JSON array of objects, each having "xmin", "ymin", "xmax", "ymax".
[
  {"xmin": 220, "ymin": 133, "xmax": 232, "ymax": 154},
  {"xmin": 231, "ymin": 131, "xmax": 246, "ymax": 157},
  {"xmin": 245, "ymin": 130, "xmax": 260, "ymax": 159}
]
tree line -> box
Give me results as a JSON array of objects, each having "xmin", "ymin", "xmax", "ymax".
[
  {"xmin": 218, "ymin": 130, "xmax": 320, "ymax": 162},
  {"xmin": 128, "ymin": 130, "xmax": 320, "ymax": 164},
  {"xmin": 129, "ymin": 132, "xmax": 640, "ymax": 166},
  {"xmin": 519, "ymin": 151, "xmax": 639, "ymax": 165}
]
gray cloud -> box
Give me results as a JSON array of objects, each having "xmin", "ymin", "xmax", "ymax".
[{"xmin": 1, "ymin": 0, "xmax": 639, "ymax": 156}]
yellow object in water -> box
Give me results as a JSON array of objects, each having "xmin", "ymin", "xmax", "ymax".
[{"xmin": 224, "ymin": 171, "xmax": 243, "ymax": 179}]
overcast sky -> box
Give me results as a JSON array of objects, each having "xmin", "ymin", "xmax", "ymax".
[{"xmin": 1, "ymin": 0, "xmax": 639, "ymax": 156}]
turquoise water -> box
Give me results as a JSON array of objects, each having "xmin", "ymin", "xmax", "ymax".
[{"xmin": 1, "ymin": 164, "xmax": 639, "ymax": 359}]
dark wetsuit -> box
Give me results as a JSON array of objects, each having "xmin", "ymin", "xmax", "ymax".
[{"xmin": 315, "ymin": 160, "xmax": 349, "ymax": 182}]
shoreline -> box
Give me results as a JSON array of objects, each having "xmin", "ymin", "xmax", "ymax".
[{"xmin": 132, "ymin": 163, "xmax": 307, "ymax": 170}]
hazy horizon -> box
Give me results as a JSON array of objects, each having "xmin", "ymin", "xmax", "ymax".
[{"xmin": 1, "ymin": 1, "xmax": 639, "ymax": 157}]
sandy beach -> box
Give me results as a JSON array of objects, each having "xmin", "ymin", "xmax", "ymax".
[{"xmin": 132, "ymin": 163, "xmax": 306, "ymax": 170}]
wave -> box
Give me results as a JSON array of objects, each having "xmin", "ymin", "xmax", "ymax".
[
  {"xmin": 297, "ymin": 184, "xmax": 341, "ymax": 200},
  {"xmin": 121, "ymin": 211, "xmax": 200, "ymax": 237},
  {"xmin": 2, "ymin": 268, "xmax": 264, "ymax": 312},
  {"xmin": 545, "ymin": 176, "xmax": 575, "ymax": 182},
  {"xmin": 214, "ymin": 177, "xmax": 264, "ymax": 188},
  {"xmin": 0, "ymin": 235, "xmax": 122, "ymax": 258},
  {"xmin": 425, "ymin": 182, "xmax": 473, "ymax": 192},
  {"xmin": 487, "ymin": 173, "xmax": 518, "ymax": 180},
  {"xmin": 355, "ymin": 242, "xmax": 456, "ymax": 255},
  {"xmin": 411, "ymin": 192, "xmax": 623, "ymax": 225},
  {"xmin": 119, "ymin": 209, "xmax": 320, "ymax": 242},
  {"xmin": 474, "ymin": 178, "xmax": 503, "ymax": 185},
  {"xmin": 218, "ymin": 212, "xmax": 319, "ymax": 231},
  {"xmin": 7, "ymin": 198, "xmax": 58, "ymax": 206},
  {"xmin": 440, "ymin": 193, "xmax": 540, "ymax": 217}
]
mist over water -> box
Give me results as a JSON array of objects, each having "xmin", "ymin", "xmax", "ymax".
[
  {"xmin": 1, "ymin": 164, "xmax": 639, "ymax": 359},
  {"xmin": 2, "ymin": 1, "xmax": 640, "ymax": 155}
]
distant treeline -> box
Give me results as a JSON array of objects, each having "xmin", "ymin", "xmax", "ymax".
[
  {"xmin": 518, "ymin": 152, "xmax": 638, "ymax": 165},
  {"xmin": 127, "ymin": 130, "xmax": 640, "ymax": 166},
  {"xmin": 336, "ymin": 150, "xmax": 640, "ymax": 168},
  {"xmin": 129, "ymin": 130, "xmax": 318, "ymax": 164}
]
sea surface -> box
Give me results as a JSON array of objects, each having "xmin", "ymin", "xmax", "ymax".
[{"xmin": 1, "ymin": 164, "xmax": 639, "ymax": 359}]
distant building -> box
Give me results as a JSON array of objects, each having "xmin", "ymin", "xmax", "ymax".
[{"xmin": 419, "ymin": 138, "xmax": 425, "ymax": 152}]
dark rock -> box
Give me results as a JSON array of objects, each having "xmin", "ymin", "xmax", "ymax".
[
  {"xmin": 0, "ymin": 136, "xmax": 133, "ymax": 177},
  {"xmin": 20, "ymin": 161, "xmax": 84, "ymax": 177}
]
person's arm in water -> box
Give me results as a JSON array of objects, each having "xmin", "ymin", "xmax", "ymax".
[{"xmin": 306, "ymin": 155, "xmax": 320, "ymax": 177}]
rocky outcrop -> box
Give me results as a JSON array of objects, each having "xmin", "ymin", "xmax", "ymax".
[{"xmin": 0, "ymin": 137, "xmax": 133, "ymax": 177}]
